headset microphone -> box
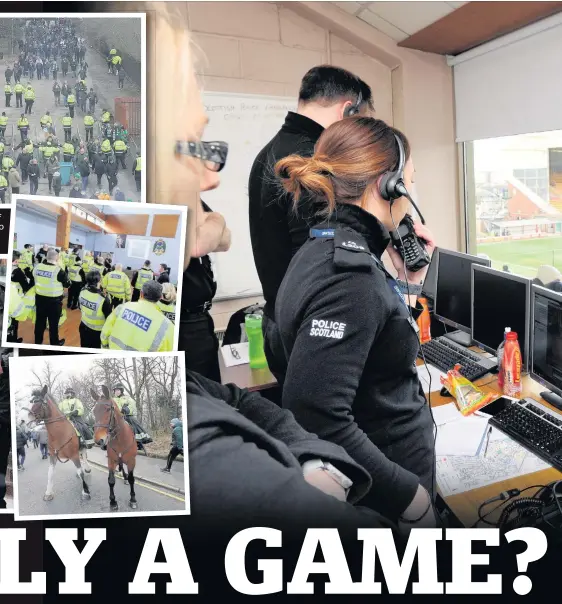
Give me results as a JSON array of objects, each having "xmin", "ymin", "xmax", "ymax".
[{"xmin": 397, "ymin": 182, "xmax": 426, "ymax": 225}]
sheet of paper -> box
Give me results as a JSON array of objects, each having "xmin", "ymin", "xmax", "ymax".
[
  {"xmin": 417, "ymin": 364, "xmax": 447, "ymax": 394},
  {"xmin": 432, "ymin": 402, "xmax": 462, "ymax": 426},
  {"xmin": 220, "ymin": 342, "xmax": 250, "ymax": 367},
  {"xmin": 437, "ymin": 439, "xmax": 551, "ymax": 497},
  {"xmin": 435, "ymin": 415, "xmax": 489, "ymax": 457}
]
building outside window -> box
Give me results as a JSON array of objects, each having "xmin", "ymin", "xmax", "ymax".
[{"xmin": 465, "ymin": 130, "xmax": 562, "ymax": 281}]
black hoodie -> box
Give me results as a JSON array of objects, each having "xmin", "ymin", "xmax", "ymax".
[{"xmin": 185, "ymin": 371, "xmax": 396, "ymax": 534}]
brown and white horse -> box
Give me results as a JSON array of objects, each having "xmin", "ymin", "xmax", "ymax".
[
  {"xmin": 91, "ymin": 385, "xmax": 138, "ymax": 511},
  {"xmin": 27, "ymin": 386, "xmax": 91, "ymax": 502}
]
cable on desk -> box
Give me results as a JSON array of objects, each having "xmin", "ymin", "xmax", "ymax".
[{"xmin": 472, "ymin": 485, "xmax": 549, "ymax": 527}]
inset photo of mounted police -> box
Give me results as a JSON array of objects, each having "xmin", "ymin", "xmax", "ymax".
[
  {"xmin": 0, "ymin": 14, "xmax": 145, "ymax": 204},
  {"xmin": 10, "ymin": 351, "xmax": 187, "ymax": 520},
  {"xmin": 3, "ymin": 196, "xmax": 187, "ymax": 353}
]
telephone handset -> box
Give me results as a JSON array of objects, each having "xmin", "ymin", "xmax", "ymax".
[{"xmin": 391, "ymin": 214, "xmax": 431, "ymax": 273}]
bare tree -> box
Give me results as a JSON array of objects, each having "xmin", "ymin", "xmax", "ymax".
[{"xmin": 29, "ymin": 360, "xmax": 62, "ymax": 396}]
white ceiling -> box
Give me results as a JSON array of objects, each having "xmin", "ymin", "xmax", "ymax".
[{"xmin": 333, "ymin": 1, "xmax": 467, "ymax": 42}]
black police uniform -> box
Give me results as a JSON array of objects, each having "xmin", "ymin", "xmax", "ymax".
[
  {"xmin": 179, "ymin": 201, "xmax": 220, "ymax": 383},
  {"xmin": 35, "ymin": 262, "xmax": 71, "ymax": 345},
  {"xmin": 271, "ymin": 203, "xmax": 435, "ymax": 519},
  {"xmin": 249, "ymin": 112, "xmax": 324, "ymax": 377}
]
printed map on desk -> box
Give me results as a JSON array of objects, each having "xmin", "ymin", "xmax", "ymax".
[{"xmin": 437, "ymin": 439, "xmax": 551, "ymax": 497}]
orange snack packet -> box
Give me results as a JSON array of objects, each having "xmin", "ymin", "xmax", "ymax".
[{"xmin": 440, "ymin": 364, "xmax": 500, "ymax": 416}]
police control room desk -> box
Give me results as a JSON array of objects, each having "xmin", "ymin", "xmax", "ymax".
[
  {"xmin": 219, "ymin": 345, "xmax": 562, "ymax": 526},
  {"xmin": 428, "ymin": 359, "xmax": 562, "ymax": 527}
]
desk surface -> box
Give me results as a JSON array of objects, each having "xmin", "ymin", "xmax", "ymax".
[
  {"xmin": 432, "ymin": 372, "xmax": 562, "ymax": 527},
  {"xmin": 218, "ymin": 345, "xmax": 562, "ymax": 526},
  {"xmin": 218, "ymin": 349, "xmax": 277, "ymax": 392}
]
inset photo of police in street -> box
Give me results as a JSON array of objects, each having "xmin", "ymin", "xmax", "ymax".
[
  {"xmin": 10, "ymin": 351, "xmax": 187, "ymax": 520},
  {"xmin": 0, "ymin": 14, "xmax": 144, "ymax": 204},
  {"xmin": 3, "ymin": 196, "xmax": 187, "ymax": 353}
]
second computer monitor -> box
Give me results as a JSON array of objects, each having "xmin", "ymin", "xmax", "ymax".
[
  {"xmin": 434, "ymin": 249, "xmax": 490, "ymax": 334},
  {"xmin": 471, "ymin": 265, "xmax": 530, "ymax": 369}
]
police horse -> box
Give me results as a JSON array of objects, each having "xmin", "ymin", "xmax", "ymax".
[
  {"xmin": 27, "ymin": 386, "xmax": 91, "ymax": 502},
  {"xmin": 91, "ymin": 385, "xmax": 138, "ymax": 511}
]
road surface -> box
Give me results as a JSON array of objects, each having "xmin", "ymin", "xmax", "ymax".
[
  {"xmin": 16, "ymin": 444, "xmax": 186, "ymax": 517},
  {"xmin": 0, "ymin": 19, "xmax": 142, "ymax": 203}
]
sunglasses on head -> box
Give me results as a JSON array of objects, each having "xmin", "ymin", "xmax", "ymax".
[{"xmin": 175, "ymin": 140, "xmax": 229, "ymax": 172}]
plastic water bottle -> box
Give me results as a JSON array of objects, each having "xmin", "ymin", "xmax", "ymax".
[
  {"xmin": 497, "ymin": 327, "xmax": 511, "ymax": 390},
  {"xmin": 503, "ymin": 331, "xmax": 522, "ymax": 397},
  {"xmin": 245, "ymin": 314, "xmax": 268, "ymax": 369}
]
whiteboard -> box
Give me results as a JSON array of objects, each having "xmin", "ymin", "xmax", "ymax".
[
  {"xmin": 202, "ymin": 92, "xmax": 297, "ymax": 300},
  {"xmin": 128, "ymin": 238, "xmax": 150, "ymax": 260}
]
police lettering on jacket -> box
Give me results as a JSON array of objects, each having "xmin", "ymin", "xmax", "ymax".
[
  {"xmin": 80, "ymin": 298, "xmax": 98, "ymax": 311},
  {"xmin": 122, "ymin": 309, "xmax": 152, "ymax": 332},
  {"xmin": 309, "ymin": 319, "xmax": 346, "ymax": 339}
]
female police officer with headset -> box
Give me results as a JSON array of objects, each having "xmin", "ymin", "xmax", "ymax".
[{"xmin": 272, "ymin": 116, "xmax": 437, "ymax": 528}]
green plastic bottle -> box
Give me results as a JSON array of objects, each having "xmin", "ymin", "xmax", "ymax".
[{"xmin": 245, "ymin": 314, "xmax": 268, "ymax": 369}]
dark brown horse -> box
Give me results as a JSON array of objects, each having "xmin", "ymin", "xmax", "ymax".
[
  {"xmin": 91, "ymin": 385, "xmax": 138, "ymax": 511},
  {"xmin": 27, "ymin": 386, "xmax": 91, "ymax": 502}
]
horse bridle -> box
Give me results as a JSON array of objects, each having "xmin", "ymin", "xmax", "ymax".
[
  {"xmin": 28, "ymin": 394, "xmax": 66, "ymax": 426},
  {"xmin": 28, "ymin": 394, "xmax": 72, "ymax": 463},
  {"xmin": 93, "ymin": 399, "xmax": 135, "ymax": 457}
]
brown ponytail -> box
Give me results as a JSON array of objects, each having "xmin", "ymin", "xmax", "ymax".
[
  {"xmin": 275, "ymin": 154, "xmax": 336, "ymax": 212},
  {"xmin": 275, "ymin": 117, "xmax": 410, "ymax": 216}
]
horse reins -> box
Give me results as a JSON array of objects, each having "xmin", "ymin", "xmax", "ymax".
[
  {"xmin": 30, "ymin": 396, "xmax": 74, "ymax": 464},
  {"xmin": 94, "ymin": 400, "xmax": 135, "ymax": 459}
]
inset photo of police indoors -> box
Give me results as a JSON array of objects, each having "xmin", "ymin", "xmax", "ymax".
[
  {"xmin": 0, "ymin": 14, "xmax": 145, "ymax": 204},
  {"xmin": 3, "ymin": 196, "xmax": 187, "ymax": 353},
  {"xmin": 10, "ymin": 351, "xmax": 188, "ymax": 520}
]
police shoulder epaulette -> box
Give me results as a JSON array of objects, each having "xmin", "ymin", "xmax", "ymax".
[{"xmin": 333, "ymin": 229, "xmax": 372, "ymax": 271}]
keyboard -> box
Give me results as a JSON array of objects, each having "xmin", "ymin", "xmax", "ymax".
[
  {"xmin": 490, "ymin": 398, "xmax": 562, "ymax": 473},
  {"xmin": 419, "ymin": 336, "xmax": 497, "ymax": 382}
]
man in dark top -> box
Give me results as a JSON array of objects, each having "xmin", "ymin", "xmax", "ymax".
[
  {"xmin": 180, "ymin": 199, "xmax": 230, "ymax": 382},
  {"xmin": 248, "ymin": 66, "xmax": 374, "ymax": 376},
  {"xmin": 36, "ymin": 243, "xmax": 49, "ymax": 264}
]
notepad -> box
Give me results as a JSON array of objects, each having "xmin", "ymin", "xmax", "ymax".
[
  {"xmin": 435, "ymin": 415, "xmax": 490, "ymax": 457},
  {"xmin": 220, "ymin": 342, "xmax": 250, "ymax": 367},
  {"xmin": 416, "ymin": 364, "xmax": 447, "ymax": 394},
  {"xmin": 432, "ymin": 402, "xmax": 462, "ymax": 426}
]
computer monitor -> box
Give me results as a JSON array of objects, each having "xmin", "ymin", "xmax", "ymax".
[
  {"xmin": 421, "ymin": 247, "xmax": 439, "ymax": 301},
  {"xmin": 531, "ymin": 285, "xmax": 562, "ymax": 408},
  {"xmin": 471, "ymin": 265, "xmax": 530, "ymax": 370},
  {"xmin": 434, "ymin": 249, "xmax": 491, "ymax": 335}
]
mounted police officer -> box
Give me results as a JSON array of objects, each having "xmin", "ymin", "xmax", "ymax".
[
  {"xmin": 59, "ymin": 388, "xmax": 94, "ymax": 447},
  {"xmin": 112, "ymin": 383, "xmax": 152, "ymax": 449}
]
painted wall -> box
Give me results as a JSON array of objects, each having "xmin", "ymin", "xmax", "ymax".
[
  {"xmin": 16, "ymin": 210, "xmax": 182, "ymax": 280},
  {"xmin": 90, "ymin": 214, "xmax": 182, "ymax": 280},
  {"xmin": 187, "ymin": 1, "xmax": 459, "ymax": 250},
  {"xmin": 15, "ymin": 211, "xmax": 57, "ymax": 250}
]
